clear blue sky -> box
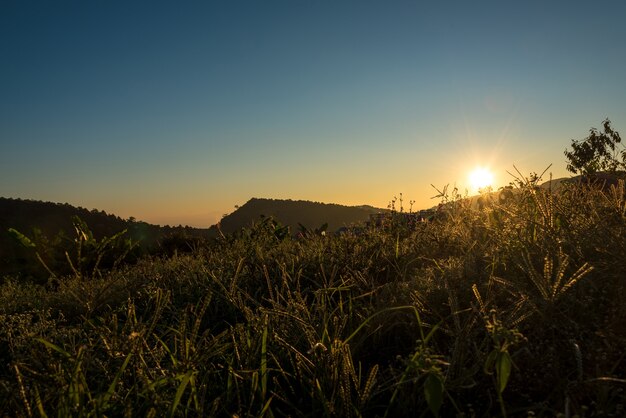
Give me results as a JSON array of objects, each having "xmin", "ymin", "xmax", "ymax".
[{"xmin": 2, "ymin": 0, "xmax": 625, "ymax": 226}]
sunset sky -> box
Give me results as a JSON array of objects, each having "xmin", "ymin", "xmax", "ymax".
[{"xmin": 2, "ymin": 1, "xmax": 625, "ymax": 227}]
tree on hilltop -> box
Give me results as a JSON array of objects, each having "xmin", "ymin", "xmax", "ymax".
[{"xmin": 564, "ymin": 118, "xmax": 624, "ymax": 175}]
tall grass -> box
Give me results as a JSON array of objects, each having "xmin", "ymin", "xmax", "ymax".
[{"xmin": 1, "ymin": 174, "xmax": 625, "ymax": 416}]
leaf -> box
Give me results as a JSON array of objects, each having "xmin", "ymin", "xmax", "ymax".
[
  {"xmin": 72, "ymin": 216, "xmax": 94, "ymax": 242},
  {"xmin": 483, "ymin": 349, "xmax": 498, "ymax": 375},
  {"xmin": 99, "ymin": 352, "xmax": 133, "ymax": 407},
  {"xmin": 261, "ymin": 314, "xmax": 269, "ymax": 399},
  {"xmin": 424, "ymin": 373, "xmax": 444, "ymax": 416},
  {"xmin": 33, "ymin": 385, "xmax": 48, "ymax": 418},
  {"xmin": 424, "ymin": 373, "xmax": 443, "ymax": 416},
  {"xmin": 34, "ymin": 337, "xmax": 71, "ymax": 358},
  {"xmin": 495, "ymin": 351, "xmax": 512, "ymax": 394},
  {"xmin": 259, "ymin": 396, "xmax": 274, "ymax": 417},
  {"xmin": 169, "ymin": 370, "xmax": 194, "ymax": 417},
  {"xmin": 8, "ymin": 228, "xmax": 36, "ymax": 248}
]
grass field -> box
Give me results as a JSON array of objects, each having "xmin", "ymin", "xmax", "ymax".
[{"xmin": 1, "ymin": 173, "xmax": 625, "ymax": 417}]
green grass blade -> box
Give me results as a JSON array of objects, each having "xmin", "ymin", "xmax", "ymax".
[
  {"xmin": 261, "ymin": 314, "xmax": 269, "ymax": 400},
  {"xmin": 34, "ymin": 385, "xmax": 48, "ymax": 418},
  {"xmin": 169, "ymin": 370, "xmax": 193, "ymax": 418},
  {"xmin": 34, "ymin": 338, "xmax": 71, "ymax": 358},
  {"xmin": 99, "ymin": 352, "xmax": 133, "ymax": 407}
]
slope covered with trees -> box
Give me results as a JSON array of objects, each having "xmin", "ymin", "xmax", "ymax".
[
  {"xmin": 0, "ymin": 198, "xmax": 212, "ymax": 281},
  {"xmin": 217, "ymin": 198, "xmax": 384, "ymax": 235}
]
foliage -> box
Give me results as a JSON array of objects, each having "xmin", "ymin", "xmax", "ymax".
[
  {"xmin": 2, "ymin": 141, "xmax": 626, "ymax": 415},
  {"xmin": 0, "ymin": 197, "xmax": 215, "ymax": 282},
  {"xmin": 564, "ymin": 118, "xmax": 625, "ymax": 175},
  {"xmin": 8, "ymin": 216, "xmax": 136, "ymax": 281}
]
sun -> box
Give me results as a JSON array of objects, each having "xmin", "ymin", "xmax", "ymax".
[{"xmin": 469, "ymin": 167, "xmax": 494, "ymax": 192}]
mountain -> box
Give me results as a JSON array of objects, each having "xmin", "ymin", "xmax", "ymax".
[
  {"xmin": 0, "ymin": 197, "xmax": 213, "ymax": 243},
  {"xmin": 539, "ymin": 172, "xmax": 625, "ymax": 191},
  {"xmin": 0, "ymin": 197, "xmax": 213, "ymax": 280},
  {"xmin": 0, "ymin": 196, "xmax": 386, "ymax": 280},
  {"xmin": 215, "ymin": 198, "xmax": 385, "ymax": 235}
]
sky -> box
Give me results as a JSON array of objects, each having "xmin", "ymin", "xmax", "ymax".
[{"xmin": 1, "ymin": 0, "xmax": 625, "ymax": 227}]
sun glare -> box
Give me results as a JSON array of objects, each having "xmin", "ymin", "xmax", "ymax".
[{"xmin": 469, "ymin": 167, "xmax": 494, "ymax": 192}]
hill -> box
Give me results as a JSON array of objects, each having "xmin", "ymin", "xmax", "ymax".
[
  {"xmin": 0, "ymin": 197, "xmax": 212, "ymax": 280},
  {"xmin": 0, "ymin": 196, "xmax": 384, "ymax": 279},
  {"xmin": 539, "ymin": 171, "xmax": 626, "ymax": 191},
  {"xmin": 215, "ymin": 198, "xmax": 385, "ymax": 235}
]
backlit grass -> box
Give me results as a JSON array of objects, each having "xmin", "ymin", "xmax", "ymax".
[{"xmin": 1, "ymin": 174, "xmax": 625, "ymax": 416}]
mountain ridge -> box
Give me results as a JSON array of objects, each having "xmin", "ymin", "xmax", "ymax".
[
  {"xmin": 0, "ymin": 197, "xmax": 213, "ymax": 280},
  {"xmin": 215, "ymin": 197, "xmax": 386, "ymax": 235},
  {"xmin": 0, "ymin": 196, "xmax": 388, "ymax": 279}
]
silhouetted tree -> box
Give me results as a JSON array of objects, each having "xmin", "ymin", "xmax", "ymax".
[{"xmin": 564, "ymin": 119, "xmax": 624, "ymax": 175}]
